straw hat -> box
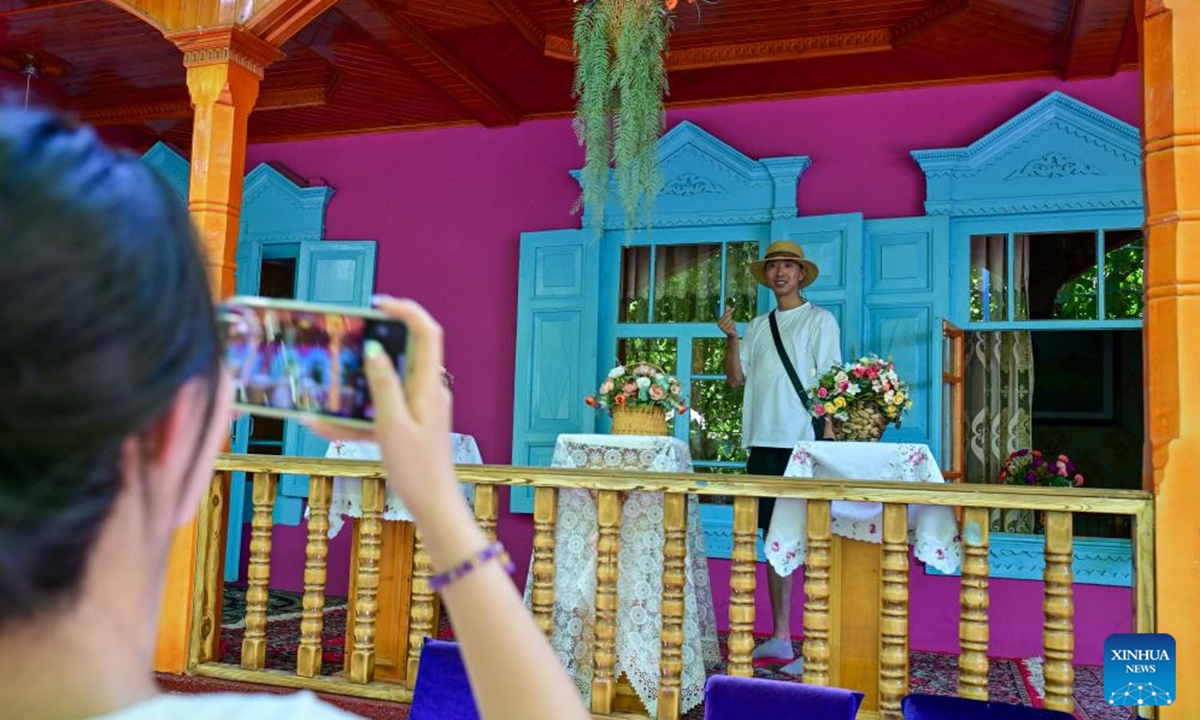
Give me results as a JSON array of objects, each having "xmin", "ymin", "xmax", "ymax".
[{"xmin": 749, "ymin": 240, "xmax": 820, "ymax": 289}]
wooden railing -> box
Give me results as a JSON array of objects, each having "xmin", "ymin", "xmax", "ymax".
[{"xmin": 190, "ymin": 454, "xmax": 1155, "ymax": 720}]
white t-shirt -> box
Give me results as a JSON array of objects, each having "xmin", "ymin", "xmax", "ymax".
[
  {"xmin": 88, "ymin": 691, "xmax": 362, "ymax": 720},
  {"xmin": 738, "ymin": 303, "xmax": 842, "ymax": 449}
]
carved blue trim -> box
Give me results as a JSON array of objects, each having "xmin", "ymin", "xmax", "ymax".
[
  {"xmin": 924, "ymin": 532, "xmax": 1132, "ymax": 587},
  {"xmin": 241, "ymin": 162, "xmax": 336, "ymax": 242},
  {"xmin": 570, "ymin": 120, "xmax": 810, "ymax": 229},
  {"xmin": 140, "ymin": 141, "xmax": 190, "ymax": 204},
  {"xmin": 911, "ymin": 92, "xmax": 1143, "ymax": 218},
  {"xmin": 701, "ymin": 504, "xmax": 766, "ymax": 563}
]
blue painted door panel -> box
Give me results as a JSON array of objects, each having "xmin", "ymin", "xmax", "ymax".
[
  {"xmin": 769, "ymin": 214, "xmax": 865, "ymax": 359},
  {"xmin": 862, "ymin": 216, "xmax": 949, "ymax": 454},
  {"xmin": 280, "ymin": 241, "xmax": 377, "ymax": 499},
  {"xmin": 510, "ymin": 230, "xmax": 600, "ymax": 513}
]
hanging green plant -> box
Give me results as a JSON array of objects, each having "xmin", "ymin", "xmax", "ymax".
[{"xmin": 572, "ymin": 0, "xmax": 676, "ymax": 233}]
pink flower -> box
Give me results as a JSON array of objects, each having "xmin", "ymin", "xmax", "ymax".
[
  {"xmin": 837, "ymin": 381, "xmax": 850, "ymax": 392},
  {"xmin": 813, "ymin": 404, "xmax": 826, "ymax": 417},
  {"xmin": 649, "ymin": 385, "xmax": 666, "ymax": 400},
  {"xmin": 622, "ymin": 382, "xmax": 637, "ymax": 394},
  {"xmin": 599, "ymin": 379, "xmax": 614, "ymax": 394},
  {"xmin": 818, "ymin": 386, "xmax": 828, "ymax": 399},
  {"xmin": 853, "ymin": 367, "xmax": 866, "ymax": 378},
  {"xmin": 1074, "ymin": 474, "xmax": 1084, "ymax": 486}
]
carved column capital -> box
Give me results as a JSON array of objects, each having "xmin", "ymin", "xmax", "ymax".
[{"xmin": 168, "ymin": 25, "xmax": 284, "ymax": 78}]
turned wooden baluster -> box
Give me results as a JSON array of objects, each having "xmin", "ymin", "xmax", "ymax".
[
  {"xmin": 406, "ymin": 528, "xmax": 437, "ymax": 688},
  {"xmin": 474, "ymin": 485, "xmax": 499, "ymax": 543},
  {"xmin": 727, "ymin": 496, "xmax": 758, "ymax": 678},
  {"xmin": 958, "ymin": 507, "xmax": 991, "ymax": 700},
  {"xmin": 802, "ymin": 499, "xmax": 832, "ymax": 686},
  {"xmin": 531, "ymin": 487, "xmax": 558, "ymax": 638},
  {"xmin": 241, "ymin": 472, "xmax": 277, "ymax": 670},
  {"xmin": 879, "ymin": 504, "xmax": 910, "ymax": 720},
  {"xmin": 349, "ymin": 477, "xmax": 385, "ymax": 683},
  {"xmin": 189, "ymin": 473, "xmax": 228, "ymax": 668},
  {"xmin": 1043, "ymin": 511, "xmax": 1075, "ymax": 713},
  {"xmin": 657, "ymin": 492, "xmax": 688, "ymax": 720},
  {"xmin": 297, "ymin": 475, "xmax": 333, "ymax": 678},
  {"xmin": 591, "ymin": 490, "xmax": 622, "ymax": 715}
]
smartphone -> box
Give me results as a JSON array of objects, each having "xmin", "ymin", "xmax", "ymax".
[{"xmin": 218, "ymin": 296, "xmax": 407, "ymax": 428}]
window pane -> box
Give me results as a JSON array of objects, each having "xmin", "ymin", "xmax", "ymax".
[
  {"xmin": 616, "ymin": 337, "xmax": 677, "ymax": 374},
  {"xmin": 1103, "ymin": 230, "xmax": 1144, "ymax": 320},
  {"xmin": 692, "ymin": 337, "xmax": 728, "ymax": 375},
  {"xmin": 653, "ymin": 244, "xmax": 722, "ymax": 323},
  {"xmin": 618, "ymin": 246, "xmax": 650, "ymax": 323},
  {"xmin": 1027, "ymin": 231, "xmax": 1098, "ymax": 320},
  {"xmin": 724, "ymin": 241, "xmax": 760, "ymax": 322},
  {"xmin": 688, "ymin": 379, "xmax": 746, "ymax": 464},
  {"xmin": 969, "ymin": 235, "xmax": 1008, "ymax": 322}
]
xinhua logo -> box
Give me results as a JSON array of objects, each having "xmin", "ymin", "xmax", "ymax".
[{"xmin": 1104, "ymin": 633, "xmax": 1175, "ymax": 707}]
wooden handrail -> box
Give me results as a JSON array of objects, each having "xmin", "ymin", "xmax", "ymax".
[{"xmin": 213, "ymin": 454, "xmax": 1153, "ymax": 515}]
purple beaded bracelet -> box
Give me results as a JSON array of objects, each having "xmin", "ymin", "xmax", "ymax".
[{"xmin": 429, "ymin": 541, "xmax": 514, "ymax": 591}]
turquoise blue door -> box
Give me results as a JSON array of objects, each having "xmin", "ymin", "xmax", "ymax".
[
  {"xmin": 509, "ymin": 230, "xmax": 600, "ymax": 513},
  {"xmin": 861, "ymin": 216, "xmax": 949, "ymax": 453},
  {"xmin": 223, "ymin": 239, "xmax": 377, "ymax": 581}
]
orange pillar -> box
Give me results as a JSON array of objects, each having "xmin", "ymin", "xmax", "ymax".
[
  {"xmin": 1140, "ymin": 2, "xmax": 1200, "ymax": 717},
  {"xmin": 152, "ymin": 27, "xmax": 280, "ymax": 673}
]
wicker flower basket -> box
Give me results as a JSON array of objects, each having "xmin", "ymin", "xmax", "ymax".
[
  {"xmin": 612, "ymin": 404, "xmax": 669, "ymax": 436},
  {"xmin": 832, "ymin": 403, "xmax": 889, "ymax": 442}
]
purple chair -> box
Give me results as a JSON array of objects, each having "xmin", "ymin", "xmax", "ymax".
[
  {"xmin": 901, "ymin": 694, "xmax": 1076, "ymax": 720},
  {"xmin": 703, "ymin": 675, "xmax": 865, "ymax": 720},
  {"xmin": 409, "ymin": 639, "xmax": 482, "ymax": 720}
]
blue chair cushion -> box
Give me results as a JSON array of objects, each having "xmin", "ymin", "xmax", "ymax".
[
  {"xmin": 703, "ymin": 675, "xmax": 864, "ymax": 720},
  {"xmin": 409, "ymin": 639, "xmax": 482, "ymax": 720},
  {"xmin": 901, "ymin": 694, "xmax": 1076, "ymax": 720}
]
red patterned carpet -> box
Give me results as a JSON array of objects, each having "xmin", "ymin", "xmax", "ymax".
[{"xmin": 217, "ymin": 589, "xmax": 1131, "ymax": 720}]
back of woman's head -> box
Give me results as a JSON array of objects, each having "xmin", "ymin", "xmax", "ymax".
[{"xmin": 0, "ymin": 107, "xmax": 221, "ymax": 627}]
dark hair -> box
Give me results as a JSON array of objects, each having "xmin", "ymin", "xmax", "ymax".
[{"xmin": 0, "ymin": 107, "xmax": 222, "ymax": 626}]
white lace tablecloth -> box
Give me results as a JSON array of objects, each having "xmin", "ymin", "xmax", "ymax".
[
  {"xmin": 320, "ymin": 435, "xmax": 481, "ymax": 537},
  {"xmin": 524, "ymin": 434, "xmax": 720, "ymax": 717},
  {"xmin": 763, "ymin": 441, "xmax": 963, "ymax": 577}
]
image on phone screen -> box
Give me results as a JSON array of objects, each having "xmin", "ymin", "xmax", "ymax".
[{"xmin": 219, "ymin": 298, "xmax": 406, "ymax": 426}]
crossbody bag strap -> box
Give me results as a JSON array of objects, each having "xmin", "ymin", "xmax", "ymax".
[{"xmin": 768, "ymin": 310, "xmax": 812, "ymax": 414}]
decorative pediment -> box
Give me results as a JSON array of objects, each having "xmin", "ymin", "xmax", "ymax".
[
  {"xmin": 572, "ymin": 120, "xmax": 810, "ymax": 230},
  {"xmin": 140, "ymin": 142, "xmax": 190, "ymax": 204},
  {"xmin": 910, "ymin": 92, "xmax": 1142, "ymax": 216},
  {"xmin": 241, "ymin": 163, "xmax": 335, "ymax": 242}
]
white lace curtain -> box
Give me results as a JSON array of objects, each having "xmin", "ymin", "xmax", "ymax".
[{"xmin": 966, "ymin": 235, "xmax": 1036, "ymax": 533}]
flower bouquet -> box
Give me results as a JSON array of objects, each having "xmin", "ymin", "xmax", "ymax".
[
  {"xmin": 999, "ymin": 449, "xmax": 1085, "ymax": 488},
  {"xmin": 585, "ymin": 362, "xmax": 687, "ymax": 436},
  {"xmin": 807, "ymin": 355, "xmax": 913, "ymax": 442}
]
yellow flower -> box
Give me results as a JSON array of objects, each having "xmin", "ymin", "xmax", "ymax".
[
  {"xmin": 894, "ymin": 392, "xmax": 906, "ymax": 405},
  {"xmin": 824, "ymin": 403, "xmax": 836, "ymax": 415},
  {"xmin": 834, "ymin": 397, "xmax": 846, "ymax": 408}
]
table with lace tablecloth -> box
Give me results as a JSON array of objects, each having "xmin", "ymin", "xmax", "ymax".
[
  {"xmin": 524, "ymin": 433, "xmax": 721, "ymax": 717},
  {"xmin": 763, "ymin": 440, "xmax": 963, "ymax": 576},
  {"xmin": 320, "ymin": 434, "xmax": 481, "ymax": 537}
]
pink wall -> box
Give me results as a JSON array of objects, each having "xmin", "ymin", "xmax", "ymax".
[{"xmin": 245, "ymin": 71, "xmax": 1141, "ymax": 665}]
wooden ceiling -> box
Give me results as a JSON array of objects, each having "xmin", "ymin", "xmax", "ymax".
[{"xmin": 0, "ymin": 0, "xmax": 1137, "ymax": 147}]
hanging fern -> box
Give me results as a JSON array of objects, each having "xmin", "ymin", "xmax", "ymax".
[{"xmin": 572, "ymin": 0, "xmax": 672, "ymax": 234}]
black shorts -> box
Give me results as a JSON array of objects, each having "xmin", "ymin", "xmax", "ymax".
[{"xmin": 746, "ymin": 446, "xmax": 793, "ymax": 534}]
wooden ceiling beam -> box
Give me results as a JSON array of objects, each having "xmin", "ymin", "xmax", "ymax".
[
  {"xmin": 77, "ymin": 76, "xmax": 335, "ymax": 124},
  {"xmin": 0, "ymin": 0, "xmax": 90, "ymax": 18},
  {"xmin": 246, "ymin": 0, "xmax": 343, "ymax": 47},
  {"xmin": 1060, "ymin": 0, "xmax": 1133, "ymax": 78},
  {"xmin": 359, "ymin": 0, "xmax": 520, "ymax": 125},
  {"xmin": 486, "ymin": 0, "xmax": 547, "ymax": 51},
  {"xmin": 544, "ymin": 27, "xmax": 894, "ymax": 70}
]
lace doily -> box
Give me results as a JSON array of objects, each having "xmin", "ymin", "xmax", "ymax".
[
  {"xmin": 763, "ymin": 441, "xmax": 963, "ymax": 576},
  {"xmin": 319, "ymin": 436, "xmax": 481, "ymax": 537},
  {"xmin": 526, "ymin": 434, "xmax": 720, "ymax": 716}
]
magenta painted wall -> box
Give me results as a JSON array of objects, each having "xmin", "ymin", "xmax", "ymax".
[{"xmin": 244, "ymin": 70, "xmax": 1141, "ymax": 666}]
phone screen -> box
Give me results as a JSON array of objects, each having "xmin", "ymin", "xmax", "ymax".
[{"xmin": 218, "ymin": 298, "xmax": 407, "ymax": 426}]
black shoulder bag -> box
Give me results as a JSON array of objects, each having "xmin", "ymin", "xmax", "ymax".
[{"xmin": 768, "ymin": 310, "xmax": 830, "ymax": 440}]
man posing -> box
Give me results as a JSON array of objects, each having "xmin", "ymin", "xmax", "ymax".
[{"xmin": 718, "ymin": 240, "xmax": 841, "ymax": 675}]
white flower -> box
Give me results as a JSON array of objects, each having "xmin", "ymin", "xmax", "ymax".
[
  {"xmin": 885, "ymin": 390, "xmax": 896, "ymax": 404},
  {"xmin": 608, "ymin": 366, "xmax": 625, "ymax": 379},
  {"xmin": 835, "ymin": 371, "xmax": 849, "ymax": 384},
  {"xmin": 847, "ymin": 384, "xmax": 861, "ymax": 396},
  {"xmin": 635, "ymin": 376, "xmax": 651, "ymax": 389}
]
